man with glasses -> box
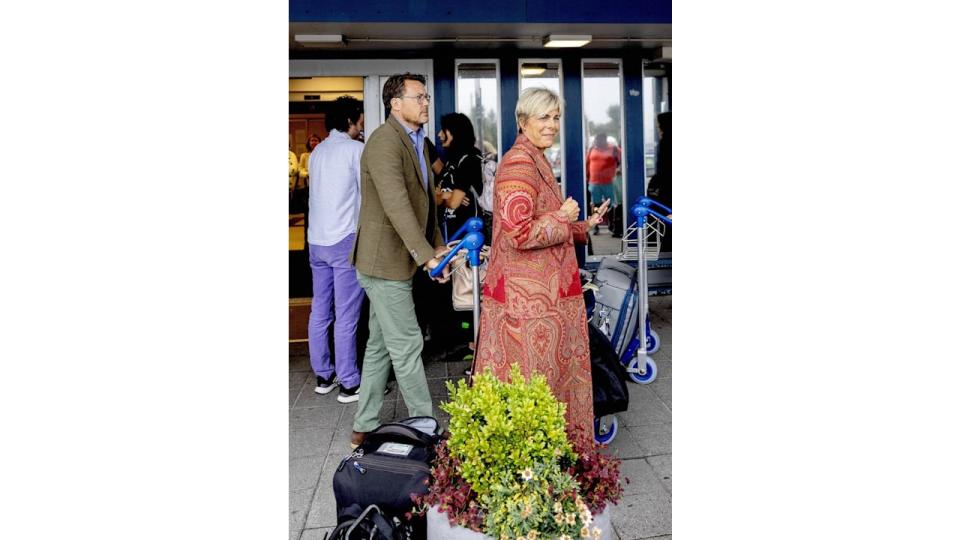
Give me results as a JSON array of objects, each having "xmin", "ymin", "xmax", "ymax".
[{"xmin": 348, "ymin": 72, "xmax": 450, "ymax": 449}]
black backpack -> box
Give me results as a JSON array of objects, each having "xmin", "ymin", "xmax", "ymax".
[
  {"xmin": 590, "ymin": 324, "xmax": 630, "ymax": 417},
  {"xmin": 332, "ymin": 417, "xmax": 442, "ymax": 537},
  {"xmin": 325, "ymin": 504, "xmax": 400, "ymax": 540}
]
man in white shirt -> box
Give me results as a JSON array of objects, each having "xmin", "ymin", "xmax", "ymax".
[{"xmin": 307, "ymin": 96, "xmax": 365, "ymax": 403}]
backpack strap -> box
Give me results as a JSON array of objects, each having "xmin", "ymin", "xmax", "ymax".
[{"xmin": 329, "ymin": 504, "xmax": 397, "ymax": 540}]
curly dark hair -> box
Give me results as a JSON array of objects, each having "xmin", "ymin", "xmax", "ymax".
[
  {"xmin": 381, "ymin": 72, "xmax": 426, "ymax": 117},
  {"xmin": 325, "ymin": 95, "xmax": 363, "ymax": 133}
]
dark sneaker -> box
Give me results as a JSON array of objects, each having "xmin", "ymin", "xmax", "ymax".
[
  {"xmin": 337, "ymin": 384, "xmax": 360, "ymax": 404},
  {"xmin": 315, "ymin": 374, "xmax": 339, "ymax": 395}
]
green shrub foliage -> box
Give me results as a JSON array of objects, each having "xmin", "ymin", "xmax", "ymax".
[{"xmin": 443, "ymin": 365, "xmax": 575, "ymax": 498}]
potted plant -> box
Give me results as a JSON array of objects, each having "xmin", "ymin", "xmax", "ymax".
[{"xmin": 412, "ymin": 365, "xmax": 625, "ymax": 540}]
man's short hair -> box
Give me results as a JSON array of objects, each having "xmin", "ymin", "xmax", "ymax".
[
  {"xmin": 325, "ymin": 95, "xmax": 363, "ymax": 133},
  {"xmin": 382, "ymin": 73, "xmax": 427, "ymax": 116}
]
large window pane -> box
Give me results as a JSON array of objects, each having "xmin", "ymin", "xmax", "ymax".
[
  {"xmin": 456, "ymin": 61, "xmax": 500, "ymax": 159},
  {"xmin": 520, "ymin": 60, "xmax": 563, "ymax": 189},
  {"xmin": 582, "ymin": 60, "xmax": 624, "ymax": 256}
]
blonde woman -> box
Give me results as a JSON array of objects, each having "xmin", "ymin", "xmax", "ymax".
[{"xmin": 474, "ymin": 87, "xmax": 608, "ymax": 437}]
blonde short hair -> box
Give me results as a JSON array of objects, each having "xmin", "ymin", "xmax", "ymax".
[{"xmin": 516, "ymin": 87, "xmax": 563, "ymax": 131}]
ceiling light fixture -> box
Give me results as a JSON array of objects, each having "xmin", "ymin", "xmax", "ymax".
[
  {"xmin": 543, "ymin": 34, "xmax": 592, "ymax": 48},
  {"xmin": 293, "ymin": 34, "xmax": 345, "ymax": 46},
  {"xmin": 520, "ymin": 65, "xmax": 546, "ymax": 76}
]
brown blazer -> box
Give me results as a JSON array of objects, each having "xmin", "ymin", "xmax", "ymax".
[{"xmin": 350, "ymin": 115, "xmax": 443, "ymax": 280}]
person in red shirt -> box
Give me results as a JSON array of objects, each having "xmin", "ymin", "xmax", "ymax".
[{"xmin": 586, "ymin": 132, "xmax": 621, "ymax": 234}]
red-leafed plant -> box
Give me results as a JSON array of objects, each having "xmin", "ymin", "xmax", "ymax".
[
  {"xmin": 410, "ymin": 439, "xmax": 485, "ymax": 531},
  {"xmin": 565, "ymin": 430, "xmax": 627, "ymax": 515}
]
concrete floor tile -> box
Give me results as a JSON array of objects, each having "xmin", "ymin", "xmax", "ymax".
[
  {"xmin": 290, "ymin": 428, "xmax": 335, "ymax": 459},
  {"xmin": 610, "ymin": 488, "xmax": 671, "ymax": 540},
  {"xmin": 423, "ymin": 357, "xmax": 448, "ymax": 379},
  {"xmin": 305, "ymin": 454, "xmax": 342, "ymax": 529},
  {"xmin": 645, "ymin": 455, "xmax": 671, "ymax": 495},
  {"xmin": 623, "ymin": 458, "xmax": 670, "ymax": 502},
  {"xmin": 381, "ymin": 382, "xmax": 400, "ymax": 402},
  {"xmin": 445, "ymin": 360, "xmax": 472, "ymax": 378},
  {"xmin": 289, "ymin": 404, "xmax": 343, "ymax": 431},
  {"xmin": 378, "ymin": 399, "xmax": 398, "ymax": 424},
  {"xmin": 618, "ymin": 458, "xmax": 662, "ymax": 498},
  {"xmin": 291, "ymin": 386, "xmax": 303, "ymax": 409},
  {"xmin": 600, "ymin": 425, "xmax": 644, "ymax": 460},
  {"xmin": 619, "ymin": 386, "xmax": 672, "ymax": 427},
  {"xmin": 328, "ymin": 429, "xmax": 356, "ymax": 456},
  {"xmin": 290, "ymin": 455, "xmax": 324, "ymax": 491},
  {"xmin": 290, "ymin": 488, "xmax": 315, "ymax": 535},
  {"xmin": 426, "ymin": 378, "xmax": 451, "ymax": 403},
  {"xmin": 629, "ymin": 424, "xmax": 671, "ymax": 458},
  {"xmin": 647, "ymin": 378, "xmax": 671, "ymax": 411},
  {"xmin": 292, "ymin": 378, "xmax": 342, "ymax": 409},
  {"xmin": 291, "ymin": 371, "xmax": 311, "ymax": 392},
  {"xmin": 335, "ymin": 404, "xmax": 355, "ymax": 430},
  {"xmin": 299, "ymin": 527, "xmax": 333, "ymax": 540},
  {"xmin": 649, "ymin": 356, "xmax": 671, "ymax": 380}
]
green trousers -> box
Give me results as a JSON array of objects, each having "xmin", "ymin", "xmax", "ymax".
[{"xmin": 353, "ymin": 271, "xmax": 433, "ymax": 433}]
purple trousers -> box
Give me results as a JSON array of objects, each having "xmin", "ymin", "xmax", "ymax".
[{"xmin": 308, "ymin": 234, "xmax": 364, "ymax": 388}]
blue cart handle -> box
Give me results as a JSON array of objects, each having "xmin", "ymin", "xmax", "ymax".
[
  {"xmin": 429, "ymin": 217, "xmax": 485, "ymax": 278},
  {"xmin": 631, "ymin": 197, "xmax": 673, "ymax": 226}
]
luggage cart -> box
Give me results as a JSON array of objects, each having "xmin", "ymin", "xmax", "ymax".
[
  {"xmin": 429, "ymin": 217, "xmax": 485, "ymax": 347},
  {"xmin": 617, "ymin": 197, "xmax": 672, "ymax": 384}
]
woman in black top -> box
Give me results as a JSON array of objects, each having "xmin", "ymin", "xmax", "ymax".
[{"xmin": 436, "ymin": 112, "xmax": 484, "ymax": 241}]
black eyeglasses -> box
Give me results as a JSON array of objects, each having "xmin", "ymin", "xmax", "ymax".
[{"xmin": 398, "ymin": 94, "xmax": 431, "ymax": 104}]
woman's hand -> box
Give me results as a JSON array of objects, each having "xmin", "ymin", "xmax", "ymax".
[
  {"xmin": 587, "ymin": 199, "xmax": 610, "ymax": 228},
  {"xmin": 560, "ymin": 197, "xmax": 580, "ymax": 221}
]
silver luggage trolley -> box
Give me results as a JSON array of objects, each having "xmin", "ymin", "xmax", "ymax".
[{"xmin": 615, "ymin": 197, "xmax": 672, "ymax": 384}]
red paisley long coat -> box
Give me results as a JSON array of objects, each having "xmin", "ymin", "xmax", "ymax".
[{"xmin": 474, "ymin": 133, "xmax": 594, "ymax": 437}]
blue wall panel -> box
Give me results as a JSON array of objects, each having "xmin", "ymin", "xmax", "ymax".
[
  {"xmin": 291, "ymin": 0, "xmax": 670, "ymax": 23},
  {"xmin": 525, "ymin": 0, "xmax": 670, "ymax": 23},
  {"xmin": 561, "ymin": 56, "xmax": 586, "ymax": 263},
  {"xmin": 499, "ymin": 58, "xmax": 519, "ymax": 155},
  {"xmin": 623, "ymin": 55, "xmax": 646, "ymax": 207},
  {"xmin": 433, "ymin": 56, "xmax": 455, "ymax": 136}
]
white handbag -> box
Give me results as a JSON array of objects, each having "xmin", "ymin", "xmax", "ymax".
[{"xmin": 448, "ymin": 244, "xmax": 490, "ymax": 312}]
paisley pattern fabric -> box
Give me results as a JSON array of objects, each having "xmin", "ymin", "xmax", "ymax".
[{"xmin": 475, "ymin": 134, "xmax": 594, "ymax": 437}]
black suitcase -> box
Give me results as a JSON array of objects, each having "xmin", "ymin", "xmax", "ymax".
[
  {"xmin": 590, "ymin": 323, "xmax": 630, "ymax": 417},
  {"xmin": 332, "ymin": 417, "xmax": 442, "ymax": 537}
]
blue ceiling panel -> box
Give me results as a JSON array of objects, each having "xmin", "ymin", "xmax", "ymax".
[{"xmin": 291, "ymin": 0, "xmax": 670, "ymax": 24}]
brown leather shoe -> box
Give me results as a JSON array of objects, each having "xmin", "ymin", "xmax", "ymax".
[{"xmin": 350, "ymin": 431, "xmax": 367, "ymax": 450}]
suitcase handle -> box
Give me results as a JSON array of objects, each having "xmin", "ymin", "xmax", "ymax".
[{"xmin": 368, "ymin": 424, "xmax": 436, "ymax": 447}]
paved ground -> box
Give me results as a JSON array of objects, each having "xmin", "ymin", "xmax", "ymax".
[{"xmin": 289, "ymin": 289, "xmax": 671, "ymax": 540}]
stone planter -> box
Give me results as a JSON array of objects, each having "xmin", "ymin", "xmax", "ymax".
[{"xmin": 427, "ymin": 504, "xmax": 615, "ymax": 540}]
